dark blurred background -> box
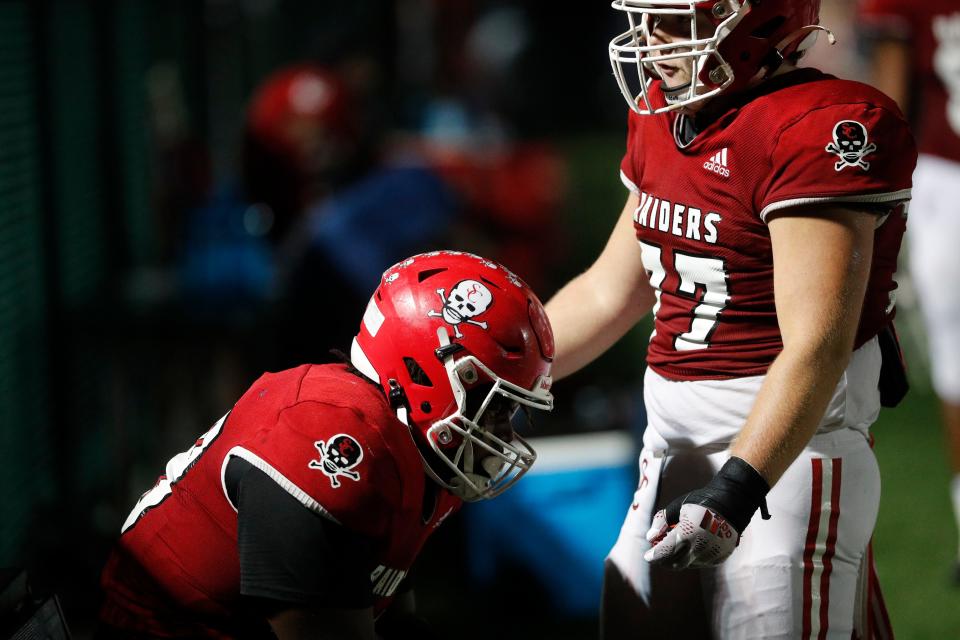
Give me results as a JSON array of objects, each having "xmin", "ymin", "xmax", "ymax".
[
  {"xmin": 1, "ymin": 0, "xmax": 957, "ymax": 638},
  {"xmin": 0, "ymin": 1, "xmax": 644, "ymax": 638}
]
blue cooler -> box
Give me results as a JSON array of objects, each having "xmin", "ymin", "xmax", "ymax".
[{"xmin": 464, "ymin": 431, "xmax": 638, "ymax": 615}]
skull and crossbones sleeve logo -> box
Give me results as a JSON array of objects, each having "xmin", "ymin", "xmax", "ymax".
[
  {"xmin": 825, "ymin": 120, "xmax": 877, "ymax": 172},
  {"xmin": 309, "ymin": 434, "xmax": 364, "ymax": 488},
  {"xmin": 427, "ymin": 279, "xmax": 494, "ymax": 338}
]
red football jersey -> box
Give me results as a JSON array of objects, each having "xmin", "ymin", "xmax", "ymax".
[
  {"xmin": 100, "ymin": 363, "xmax": 461, "ymax": 637},
  {"xmin": 860, "ymin": 0, "xmax": 960, "ymax": 164},
  {"xmin": 620, "ymin": 70, "xmax": 916, "ymax": 380}
]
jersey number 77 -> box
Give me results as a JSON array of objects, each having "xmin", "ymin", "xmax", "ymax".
[{"xmin": 640, "ymin": 240, "xmax": 730, "ymax": 351}]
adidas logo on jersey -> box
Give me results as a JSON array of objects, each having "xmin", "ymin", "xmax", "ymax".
[{"xmin": 703, "ymin": 148, "xmax": 730, "ymax": 178}]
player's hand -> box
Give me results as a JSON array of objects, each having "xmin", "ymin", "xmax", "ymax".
[
  {"xmin": 644, "ymin": 502, "xmax": 739, "ymax": 569},
  {"xmin": 643, "ymin": 456, "xmax": 770, "ymax": 569}
]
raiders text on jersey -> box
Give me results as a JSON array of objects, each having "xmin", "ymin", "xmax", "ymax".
[{"xmin": 633, "ymin": 191, "xmax": 722, "ymax": 245}]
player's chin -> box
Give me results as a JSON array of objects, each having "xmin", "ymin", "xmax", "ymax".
[
  {"xmin": 669, "ymin": 91, "xmax": 705, "ymax": 114},
  {"xmin": 661, "ymin": 79, "xmax": 692, "ymax": 96},
  {"xmin": 663, "ymin": 85, "xmax": 707, "ymax": 114}
]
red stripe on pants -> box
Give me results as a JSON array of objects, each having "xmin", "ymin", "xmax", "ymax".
[
  {"xmin": 868, "ymin": 544, "xmax": 894, "ymax": 640},
  {"xmin": 818, "ymin": 458, "xmax": 842, "ymax": 639},
  {"xmin": 803, "ymin": 458, "xmax": 824, "ymax": 639}
]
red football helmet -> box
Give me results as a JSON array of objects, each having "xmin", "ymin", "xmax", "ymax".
[
  {"xmin": 246, "ymin": 63, "xmax": 356, "ymax": 169},
  {"xmin": 351, "ymin": 251, "xmax": 555, "ymax": 501},
  {"xmin": 609, "ymin": 0, "xmax": 828, "ymax": 114}
]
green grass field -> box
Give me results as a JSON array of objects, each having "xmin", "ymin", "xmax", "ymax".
[{"xmin": 872, "ymin": 390, "xmax": 960, "ymax": 638}]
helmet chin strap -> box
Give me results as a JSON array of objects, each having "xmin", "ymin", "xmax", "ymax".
[
  {"xmin": 663, "ymin": 81, "xmax": 694, "ymax": 104},
  {"xmin": 661, "ymin": 51, "xmax": 707, "ymax": 107}
]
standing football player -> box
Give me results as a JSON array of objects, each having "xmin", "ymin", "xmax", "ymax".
[
  {"xmin": 859, "ymin": 0, "xmax": 960, "ymax": 586},
  {"xmin": 97, "ymin": 251, "xmax": 554, "ymax": 640},
  {"xmin": 545, "ymin": 1, "xmax": 915, "ymax": 638}
]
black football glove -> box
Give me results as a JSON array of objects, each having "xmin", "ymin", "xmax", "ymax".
[{"xmin": 644, "ymin": 456, "xmax": 771, "ymax": 569}]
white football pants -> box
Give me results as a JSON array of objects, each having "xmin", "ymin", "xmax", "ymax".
[{"xmin": 603, "ymin": 340, "xmax": 891, "ymax": 640}]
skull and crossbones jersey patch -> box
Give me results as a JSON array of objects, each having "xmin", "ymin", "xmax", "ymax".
[
  {"xmin": 309, "ymin": 434, "xmax": 364, "ymax": 488},
  {"xmin": 825, "ymin": 120, "xmax": 878, "ymax": 171},
  {"xmin": 427, "ymin": 279, "xmax": 494, "ymax": 338}
]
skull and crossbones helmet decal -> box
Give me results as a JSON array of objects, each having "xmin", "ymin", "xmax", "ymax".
[
  {"xmin": 427, "ymin": 279, "xmax": 494, "ymax": 338},
  {"xmin": 349, "ymin": 251, "xmax": 555, "ymax": 501}
]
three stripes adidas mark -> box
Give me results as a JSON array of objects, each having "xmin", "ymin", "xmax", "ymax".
[{"xmin": 703, "ymin": 147, "xmax": 730, "ymax": 177}]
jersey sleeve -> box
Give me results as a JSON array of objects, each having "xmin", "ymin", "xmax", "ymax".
[
  {"xmin": 233, "ymin": 401, "xmax": 401, "ymax": 539},
  {"xmin": 620, "ymin": 109, "xmax": 642, "ymax": 195},
  {"xmin": 759, "ymin": 102, "xmax": 916, "ymax": 221},
  {"xmin": 230, "ymin": 457, "xmax": 375, "ymax": 610}
]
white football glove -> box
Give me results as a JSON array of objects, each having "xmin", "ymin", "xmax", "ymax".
[
  {"xmin": 643, "ymin": 456, "xmax": 770, "ymax": 569},
  {"xmin": 644, "ymin": 503, "xmax": 738, "ymax": 569}
]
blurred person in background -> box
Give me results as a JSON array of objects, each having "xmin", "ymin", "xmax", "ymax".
[
  {"xmin": 800, "ymin": 0, "xmax": 864, "ymax": 80},
  {"xmin": 400, "ymin": 1, "xmax": 571, "ymax": 295},
  {"xmin": 97, "ymin": 251, "xmax": 555, "ymax": 640},
  {"xmin": 859, "ymin": 0, "xmax": 960, "ymax": 585},
  {"xmin": 545, "ymin": 1, "xmax": 915, "ymax": 637},
  {"xmin": 181, "ymin": 62, "xmax": 459, "ymax": 365},
  {"xmin": 185, "ymin": 53, "xmax": 570, "ymax": 369}
]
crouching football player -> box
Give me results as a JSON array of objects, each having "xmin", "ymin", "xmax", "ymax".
[{"xmin": 97, "ymin": 251, "xmax": 554, "ymax": 640}]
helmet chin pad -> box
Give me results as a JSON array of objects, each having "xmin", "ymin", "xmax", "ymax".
[
  {"xmin": 662, "ymin": 80, "xmax": 695, "ymax": 105},
  {"xmin": 444, "ymin": 442, "xmax": 530, "ymax": 501},
  {"xmin": 448, "ymin": 457, "xmax": 506, "ymax": 501}
]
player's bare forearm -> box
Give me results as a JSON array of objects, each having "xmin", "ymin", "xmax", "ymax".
[
  {"xmin": 730, "ymin": 339, "xmax": 853, "ymax": 485},
  {"xmin": 730, "ymin": 208, "xmax": 876, "ymax": 485},
  {"xmin": 546, "ymin": 192, "xmax": 656, "ymax": 380},
  {"xmin": 546, "ymin": 270, "xmax": 653, "ymax": 379}
]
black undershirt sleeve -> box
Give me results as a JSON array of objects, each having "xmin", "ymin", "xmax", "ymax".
[{"xmin": 225, "ymin": 456, "xmax": 375, "ymax": 612}]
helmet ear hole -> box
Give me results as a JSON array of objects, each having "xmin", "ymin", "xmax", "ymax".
[
  {"xmin": 417, "ymin": 268, "xmax": 447, "ymax": 283},
  {"xmin": 750, "ymin": 16, "xmax": 785, "ymax": 39},
  {"xmin": 404, "ymin": 357, "xmax": 433, "ymax": 386},
  {"xmin": 479, "ymin": 276, "xmax": 502, "ymax": 290}
]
